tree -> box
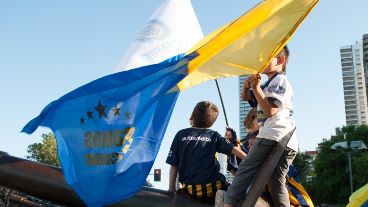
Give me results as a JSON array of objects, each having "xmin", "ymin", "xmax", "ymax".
[
  {"xmin": 293, "ymin": 152, "xmax": 312, "ymax": 185},
  {"xmin": 309, "ymin": 125, "xmax": 368, "ymax": 205},
  {"xmin": 27, "ymin": 133, "xmax": 60, "ymax": 167}
]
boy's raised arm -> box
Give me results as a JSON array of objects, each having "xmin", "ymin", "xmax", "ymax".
[
  {"xmin": 168, "ymin": 165, "xmax": 177, "ymax": 192},
  {"xmin": 251, "ymin": 73, "xmax": 278, "ymax": 117}
]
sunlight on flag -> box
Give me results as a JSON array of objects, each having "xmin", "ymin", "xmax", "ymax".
[
  {"xmin": 22, "ymin": 0, "xmax": 319, "ymax": 206},
  {"xmin": 115, "ymin": 0, "xmax": 203, "ymax": 72}
]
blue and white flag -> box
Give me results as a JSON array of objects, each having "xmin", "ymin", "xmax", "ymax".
[
  {"xmin": 23, "ymin": 0, "xmax": 204, "ymax": 206},
  {"xmin": 22, "ymin": 54, "xmax": 194, "ymax": 206},
  {"xmin": 115, "ymin": 0, "xmax": 203, "ymax": 72}
]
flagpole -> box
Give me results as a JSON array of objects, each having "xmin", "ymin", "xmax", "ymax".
[{"xmin": 215, "ymin": 79, "xmax": 229, "ymax": 127}]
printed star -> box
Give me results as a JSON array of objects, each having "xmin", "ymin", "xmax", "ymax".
[
  {"xmin": 80, "ymin": 117, "xmax": 85, "ymax": 125},
  {"xmin": 113, "ymin": 106, "xmax": 121, "ymax": 117},
  {"xmin": 95, "ymin": 100, "xmax": 107, "ymax": 118},
  {"xmin": 86, "ymin": 111, "xmax": 93, "ymax": 119},
  {"xmin": 124, "ymin": 111, "xmax": 131, "ymax": 119}
]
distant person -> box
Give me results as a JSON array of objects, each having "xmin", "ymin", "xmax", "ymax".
[
  {"xmin": 242, "ymin": 107, "xmax": 259, "ymax": 151},
  {"xmin": 225, "ymin": 45, "xmax": 299, "ymax": 207},
  {"xmin": 225, "ymin": 127, "xmax": 247, "ymax": 176},
  {"xmin": 166, "ymin": 101, "xmax": 247, "ymax": 203}
]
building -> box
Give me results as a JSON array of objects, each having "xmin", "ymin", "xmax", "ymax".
[
  {"xmin": 304, "ymin": 150, "xmax": 318, "ymax": 181},
  {"xmin": 305, "ymin": 151, "xmax": 318, "ymax": 169},
  {"xmin": 239, "ymin": 75, "xmax": 252, "ymax": 139},
  {"xmin": 363, "ymin": 34, "xmax": 368, "ymax": 96},
  {"xmin": 340, "ymin": 35, "xmax": 368, "ymax": 126}
]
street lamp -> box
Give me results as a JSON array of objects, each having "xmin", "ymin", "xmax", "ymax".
[{"xmin": 330, "ymin": 140, "xmax": 367, "ymax": 194}]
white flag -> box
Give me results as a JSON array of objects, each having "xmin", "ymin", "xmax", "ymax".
[{"xmin": 115, "ymin": 0, "xmax": 204, "ymax": 72}]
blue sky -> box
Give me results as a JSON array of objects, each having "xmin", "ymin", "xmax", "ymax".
[{"xmin": 1, "ymin": 0, "xmax": 368, "ymax": 189}]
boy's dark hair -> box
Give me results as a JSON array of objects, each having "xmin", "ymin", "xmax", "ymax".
[
  {"xmin": 244, "ymin": 108, "xmax": 257, "ymax": 130},
  {"xmin": 279, "ymin": 45, "xmax": 290, "ymax": 72},
  {"xmin": 191, "ymin": 101, "xmax": 219, "ymax": 128},
  {"xmin": 227, "ymin": 127, "xmax": 240, "ymax": 145}
]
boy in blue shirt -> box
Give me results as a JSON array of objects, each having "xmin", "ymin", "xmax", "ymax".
[{"xmin": 166, "ymin": 101, "xmax": 246, "ymax": 201}]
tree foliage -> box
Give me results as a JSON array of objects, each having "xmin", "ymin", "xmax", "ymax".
[
  {"xmin": 26, "ymin": 133, "xmax": 60, "ymax": 167},
  {"xmin": 309, "ymin": 125, "xmax": 368, "ymax": 205},
  {"xmin": 293, "ymin": 152, "xmax": 312, "ymax": 185},
  {"xmin": 26, "ymin": 133, "xmax": 156, "ymax": 188}
]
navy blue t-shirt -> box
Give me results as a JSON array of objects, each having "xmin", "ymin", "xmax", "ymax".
[{"xmin": 166, "ymin": 127, "xmax": 234, "ymax": 184}]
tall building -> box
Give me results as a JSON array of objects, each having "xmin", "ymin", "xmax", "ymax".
[
  {"xmin": 340, "ymin": 35, "xmax": 368, "ymax": 126},
  {"xmin": 363, "ymin": 34, "xmax": 368, "ymax": 94},
  {"xmin": 239, "ymin": 75, "xmax": 252, "ymax": 139}
]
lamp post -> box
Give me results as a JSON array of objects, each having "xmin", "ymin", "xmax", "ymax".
[{"xmin": 331, "ymin": 140, "xmax": 367, "ymax": 194}]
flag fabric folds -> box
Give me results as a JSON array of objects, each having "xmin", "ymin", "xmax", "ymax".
[
  {"xmin": 22, "ymin": 54, "xmax": 194, "ymax": 206},
  {"xmin": 115, "ymin": 0, "xmax": 203, "ymax": 72},
  {"xmin": 346, "ymin": 182, "xmax": 368, "ymax": 207},
  {"xmin": 22, "ymin": 0, "xmax": 319, "ymax": 206},
  {"xmin": 287, "ymin": 166, "xmax": 314, "ymax": 207},
  {"xmin": 288, "ymin": 178, "xmax": 314, "ymax": 207},
  {"xmin": 178, "ymin": 0, "xmax": 319, "ymax": 90}
]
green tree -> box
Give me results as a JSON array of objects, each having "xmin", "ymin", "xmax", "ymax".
[
  {"xmin": 27, "ymin": 133, "xmax": 60, "ymax": 167},
  {"xmin": 293, "ymin": 152, "xmax": 312, "ymax": 185},
  {"xmin": 309, "ymin": 125, "xmax": 368, "ymax": 205}
]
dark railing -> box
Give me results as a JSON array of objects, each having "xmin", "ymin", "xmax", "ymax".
[
  {"xmin": 0, "ymin": 151, "xmax": 214, "ymax": 207},
  {"xmin": 0, "ymin": 129, "xmax": 294, "ymax": 207}
]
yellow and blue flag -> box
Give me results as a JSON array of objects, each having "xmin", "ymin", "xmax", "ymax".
[
  {"xmin": 178, "ymin": 0, "xmax": 318, "ymax": 90},
  {"xmin": 287, "ymin": 165, "xmax": 314, "ymax": 207},
  {"xmin": 22, "ymin": 54, "xmax": 193, "ymax": 206},
  {"xmin": 23, "ymin": 0, "xmax": 318, "ymax": 206},
  {"xmin": 347, "ymin": 182, "xmax": 368, "ymax": 207}
]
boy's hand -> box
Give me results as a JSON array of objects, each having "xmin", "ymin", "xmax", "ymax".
[
  {"xmin": 241, "ymin": 77, "xmax": 253, "ymax": 101},
  {"xmin": 243, "ymin": 77, "xmax": 252, "ymax": 90},
  {"xmin": 250, "ymin": 73, "xmax": 262, "ymax": 89}
]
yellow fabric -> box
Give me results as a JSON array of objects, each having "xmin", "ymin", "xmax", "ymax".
[
  {"xmin": 206, "ymin": 183, "xmax": 213, "ymax": 197},
  {"xmin": 180, "ymin": 182, "xmax": 218, "ymax": 198},
  {"xmin": 288, "ymin": 178, "xmax": 314, "ymax": 207},
  {"xmin": 216, "ymin": 181, "xmax": 222, "ymax": 190},
  {"xmin": 288, "ymin": 191, "xmax": 300, "ymax": 206},
  {"xmin": 347, "ymin": 183, "xmax": 368, "ymax": 207},
  {"xmin": 178, "ymin": 0, "xmax": 319, "ymax": 91},
  {"xmin": 187, "ymin": 184, "xmax": 193, "ymax": 195},
  {"xmin": 196, "ymin": 184, "xmax": 203, "ymax": 198}
]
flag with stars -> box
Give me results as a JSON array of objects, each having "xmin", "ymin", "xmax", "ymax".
[
  {"xmin": 22, "ymin": 0, "xmax": 318, "ymax": 206},
  {"xmin": 22, "ymin": 54, "xmax": 192, "ymax": 206}
]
